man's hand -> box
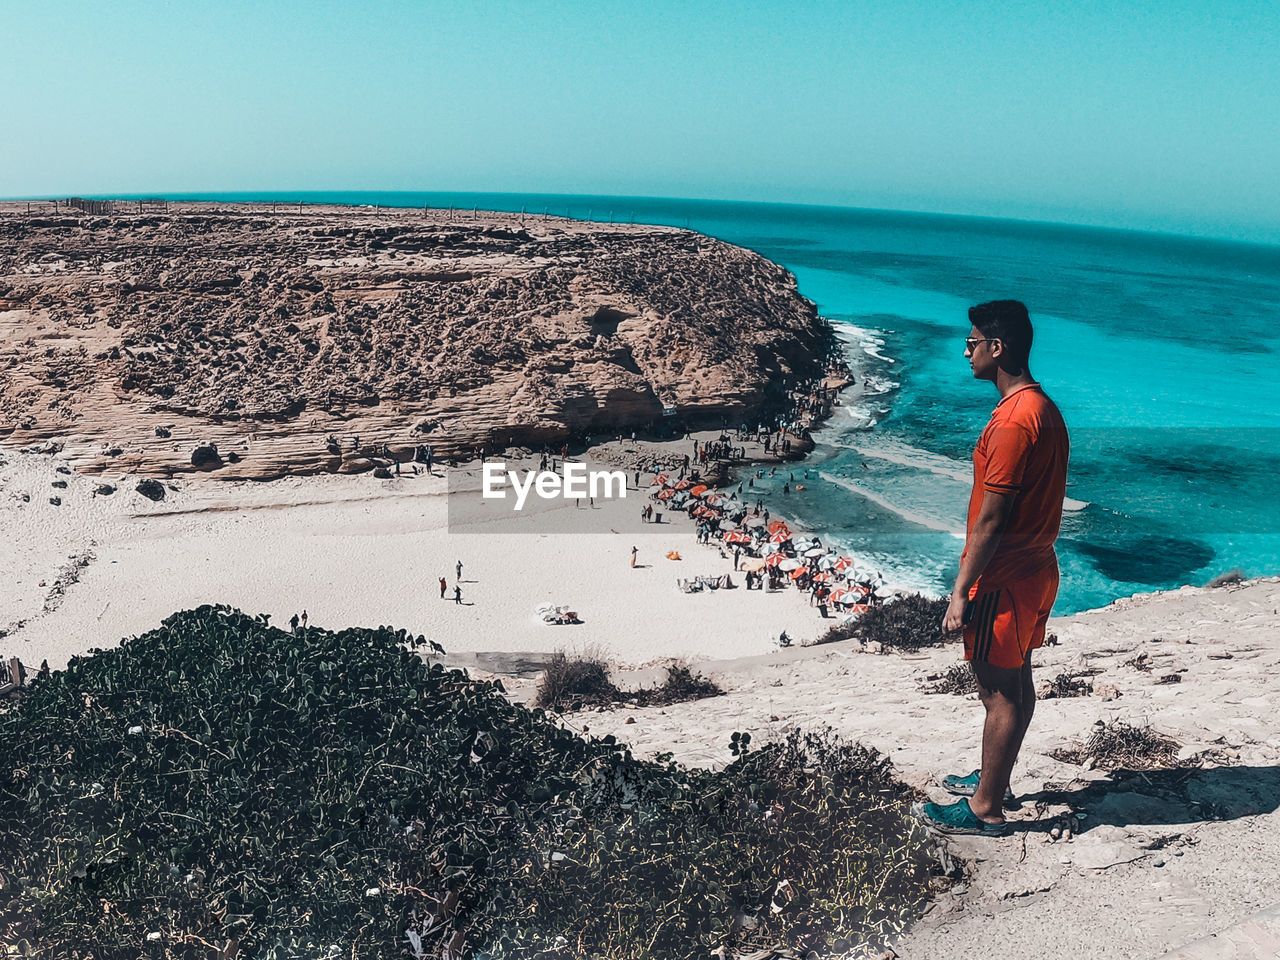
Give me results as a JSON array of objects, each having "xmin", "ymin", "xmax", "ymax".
[{"xmin": 942, "ymin": 593, "xmax": 967, "ymax": 637}]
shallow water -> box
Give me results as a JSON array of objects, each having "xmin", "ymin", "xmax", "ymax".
[{"xmin": 143, "ymin": 191, "xmax": 1280, "ymax": 612}]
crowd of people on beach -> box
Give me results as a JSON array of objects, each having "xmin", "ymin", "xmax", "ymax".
[{"xmin": 647, "ymin": 465, "xmax": 885, "ymax": 620}]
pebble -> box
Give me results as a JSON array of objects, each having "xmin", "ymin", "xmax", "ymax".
[{"xmin": 1152, "ymin": 857, "xmax": 1166, "ymax": 868}]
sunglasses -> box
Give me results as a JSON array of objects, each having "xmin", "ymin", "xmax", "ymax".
[{"xmin": 964, "ymin": 337, "xmax": 1000, "ymax": 350}]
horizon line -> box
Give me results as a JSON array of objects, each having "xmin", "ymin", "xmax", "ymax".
[{"xmin": 5, "ymin": 188, "xmax": 1279, "ymax": 252}]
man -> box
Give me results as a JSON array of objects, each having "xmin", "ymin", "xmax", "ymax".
[
  {"xmin": 439, "ymin": 576, "xmax": 447, "ymax": 600},
  {"xmin": 916, "ymin": 300, "xmax": 1069, "ymax": 837}
]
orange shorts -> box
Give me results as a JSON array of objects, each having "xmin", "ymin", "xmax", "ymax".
[{"xmin": 964, "ymin": 565, "xmax": 1060, "ymax": 670}]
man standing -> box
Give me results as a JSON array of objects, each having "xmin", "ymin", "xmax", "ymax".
[
  {"xmin": 439, "ymin": 576, "xmax": 447, "ymax": 600},
  {"xmin": 917, "ymin": 300, "xmax": 1069, "ymax": 836}
]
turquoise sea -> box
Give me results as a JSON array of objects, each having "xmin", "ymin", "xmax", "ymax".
[{"xmin": 127, "ymin": 191, "xmax": 1280, "ymax": 614}]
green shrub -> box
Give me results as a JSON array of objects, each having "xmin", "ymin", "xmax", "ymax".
[{"xmin": 1, "ymin": 607, "xmax": 944, "ymax": 959}]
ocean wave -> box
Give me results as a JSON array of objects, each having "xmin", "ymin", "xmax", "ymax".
[
  {"xmin": 833, "ymin": 437, "xmax": 972, "ymax": 484},
  {"xmin": 818, "ymin": 470, "xmax": 966, "ymax": 537}
]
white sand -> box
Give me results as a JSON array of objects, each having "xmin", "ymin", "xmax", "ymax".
[{"xmin": 1, "ymin": 451, "xmax": 820, "ymax": 669}]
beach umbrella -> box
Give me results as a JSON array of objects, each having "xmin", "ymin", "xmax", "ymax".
[
  {"xmin": 778, "ymin": 558, "xmax": 802, "ymax": 572},
  {"xmin": 744, "ymin": 516, "xmax": 766, "ymax": 528},
  {"xmin": 705, "ymin": 495, "xmax": 727, "ymax": 507},
  {"xmin": 740, "ymin": 557, "xmax": 768, "ymax": 573},
  {"xmin": 811, "ymin": 571, "xmax": 832, "ymax": 583},
  {"xmin": 652, "ymin": 473, "xmax": 670, "ymax": 487},
  {"xmin": 828, "ymin": 588, "xmax": 853, "ymax": 604},
  {"xmin": 674, "ymin": 478, "xmax": 692, "ymax": 490},
  {"xmin": 719, "ymin": 519, "xmax": 738, "ymax": 531},
  {"xmin": 724, "ymin": 530, "xmax": 752, "ymax": 544},
  {"xmin": 788, "ymin": 567, "xmax": 809, "ymax": 580},
  {"xmin": 690, "ymin": 484, "xmax": 709, "ymax": 497},
  {"xmin": 767, "ymin": 520, "xmax": 791, "ymax": 535},
  {"xmin": 764, "ymin": 553, "xmax": 787, "ymax": 568},
  {"xmin": 769, "ymin": 530, "xmax": 792, "ymax": 544},
  {"xmin": 804, "ymin": 547, "xmax": 825, "ymax": 559},
  {"xmin": 833, "ymin": 557, "xmax": 854, "ymax": 573},
  {"xmin": 656, "ymin": 489, "xmax": 675, "ymax": 500}
]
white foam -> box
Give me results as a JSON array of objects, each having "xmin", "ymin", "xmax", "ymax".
[
  {"xmin": 819, "ymin": 470, "xmax": 965, "ymax": 537},
  {"xmin": 835, "ymin": 437, "xmax": 972, "ymax": 484}
]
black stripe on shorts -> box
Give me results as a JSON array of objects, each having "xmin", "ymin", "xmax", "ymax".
[{"xmin": 973, "ymin": 590, "xmax": 1001, "ymax": 663}]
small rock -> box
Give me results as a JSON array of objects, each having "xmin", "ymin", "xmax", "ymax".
[
  {"xmin": 372, "ymin": 466, "xmax": 392, "ymax": 479},
  {"xmin": 48, "ymin": 496, "xmax": 61, "ymax": 506},
  {"xmin": 1152, "ymin": 857, "xmax": 1166, "ymax": 867},
  {"xmin": 154, "ymin": 425, "xmax": 171, "ymax": 438},
  {"xmin": 55, "ymin": 465, "xmax": 70, "ymax": 474},
  {"xmin": 51, "ymin": 479, "xmax": 67, "ymax": 488},
  {"xmin": 135, "ymin": 478, "xmax": 166, "ymax": 502},
  {"xmin": 95, "ymin": 484, "xmax": 116, "ymax": 496},
  {"xmin": 191, "ymin": 444, "xmax": 221, "ymax": 469},
  {"xmin": 624, "ymin": 716, "xmax": 636, "ymax": 724}
]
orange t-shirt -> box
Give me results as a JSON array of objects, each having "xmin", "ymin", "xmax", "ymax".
[{"xmin": 964, "ymin": 383, "xmax": 1070, "ymax": 589}]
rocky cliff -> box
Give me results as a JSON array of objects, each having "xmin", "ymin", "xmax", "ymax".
[{"xmin": 0, "ymin": 202, "xmax": 834, "ymax": 478}]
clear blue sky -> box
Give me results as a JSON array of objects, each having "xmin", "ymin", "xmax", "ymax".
[{"xmin": 4, "ymin": 0, "xmax": 1279, "ymax": 242}]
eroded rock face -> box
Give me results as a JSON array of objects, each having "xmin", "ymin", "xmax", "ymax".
[{"xmin": 0, "ymin": 203, "xmax": 833, "ymax": 478}]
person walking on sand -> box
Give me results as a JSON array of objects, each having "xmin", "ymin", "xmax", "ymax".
[
  {"xmin": 290, "ymin": 613, "xmax": 299, "ymax": 634},
  {"xmin": 439, "ymin": 576, "xmax": 447, "ymax": 599},
  {"xmin": 300, "ymin": 609, "xmax": 307, "ymax": 630},
  {"xmin": 456, "ymin": 560, "xmax": 463, "ymax": 582},
  {"xmin": 915, "ymin": 300, "xmax": 1070, "ymax": 837},
  {"xmin": 630, "ymin": 545, "xmax": 638, "ymax": 568},
  {"xmin": 453, "ymin": 585, "xmax": 462, "ymax": 605}
]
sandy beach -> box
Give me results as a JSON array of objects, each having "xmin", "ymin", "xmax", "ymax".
[{"xmin": 0, "ymin": 442, "xmax": 828, "ymax": 670}]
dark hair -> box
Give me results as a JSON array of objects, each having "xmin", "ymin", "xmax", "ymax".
[{"xmin": 969, "ymin": 300, "xmax": 1032, "ymax": 370}]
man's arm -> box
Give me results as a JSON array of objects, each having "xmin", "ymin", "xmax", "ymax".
[{"xmin": 943, "ymin": 489, "xmax": 1016, "ymax": 634}]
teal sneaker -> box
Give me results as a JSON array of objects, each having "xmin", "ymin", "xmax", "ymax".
[
  {"xmin": 912, "ymin": 797, "xmax": 1009, "ymax": 837},
  {"xmin": 941, "ymin": 769, "xmax": 1019, "ymax": 810}
]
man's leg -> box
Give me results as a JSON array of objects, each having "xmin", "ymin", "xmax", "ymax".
[{"xmin": 968, "ymin": 659, "xmax": 1034, "ymax": 822}]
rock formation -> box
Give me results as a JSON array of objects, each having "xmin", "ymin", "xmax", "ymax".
[{"xmin": 0, "ymin": 202, "xmax": 835, "ymax": 479}]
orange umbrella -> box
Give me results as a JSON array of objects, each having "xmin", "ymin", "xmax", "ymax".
[
  {"xmin": 724, "ymin": 530, "xmax": 752, "ymax": 544},
  {"xmin": 767, "ymin": 520, "xmax": 791, "ymax": 535},
  {"xmin": 690, "ymin": 484, "xmax": 709, "ymax": 497},
  {"xmin": 811, "ymin": 571, "xmax": 832, "ymax": 583},
  {"xmin": 764, "ymin": 554, "xmax": 786, "ymax": 568},
  {"xmin": 674, "ymin": 478, "xmax": 692, "ymax": 490},
  {"xmin": 769, "ymin": 530, "xmax": 792, "ymax": 544},
  {"xmin": 652, "ymin": 473, "xmax": 670, "ymax": 486},
  {"xmin": 833, "ymin": 557, "xmax": 854, "ymax": 573},
  {"xmin": 788, "ymin": 567, "xmax": 809, "ymax": 580},
  {"xmin": 656, "ymin": 489, "xmax": 675, "ymax": 500}
]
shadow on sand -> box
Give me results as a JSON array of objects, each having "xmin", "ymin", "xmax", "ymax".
[{"xmin": 1012, "ymin": 764, "xmax": 1280, "ymax": 833}]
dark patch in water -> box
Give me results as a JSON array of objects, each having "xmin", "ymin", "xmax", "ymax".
[{"xmin": 1066, "ymin": 535, "xmax": 1215, "ymax": 585}]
